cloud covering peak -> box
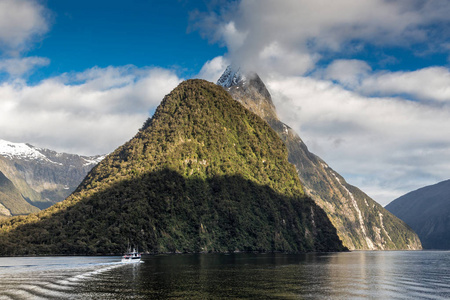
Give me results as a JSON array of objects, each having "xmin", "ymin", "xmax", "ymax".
[{"xmin": 194, "ymin": 0, "xmax": 450, "ymax": 75}]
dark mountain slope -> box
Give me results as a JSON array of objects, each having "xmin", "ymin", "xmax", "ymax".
[
  {"xmin": 0, "ymin": 79, "xmax": 345, "ymax": 255},
  {"xmin": 217, "ymin": 67, "xmax": 421, "ymax": 250},
  {"xmin": 386, "ymin": 179, "xmax": 450, "ymax": 249}
]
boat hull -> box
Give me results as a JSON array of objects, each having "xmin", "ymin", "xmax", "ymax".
[
  {"xmin": 121, "ymin": 257, "xmax": 141, "ymax": 263},
  {"xmin": 122, "ymin": 247, "xmax": 141, "ymax": 263}
]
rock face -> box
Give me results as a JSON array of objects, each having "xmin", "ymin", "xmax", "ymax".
[
  {"xmin": 0, "ymin": 139, "xmax": 104, "ymax": 215},
  {"xmin": 386, "ymin": 179, "xmax": 450, "ymax": 249},
  {"xmin": 217, "ymin": 66, "xmax": 422, "ymax": 250},
  {"xmin": 0, "ymin": 79, "xmax": 346, "ymax": 256}
]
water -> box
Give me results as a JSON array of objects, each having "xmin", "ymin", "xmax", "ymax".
[{"xmin": 0, "ymin": 251, "xmax": 449, "ymax": 299}]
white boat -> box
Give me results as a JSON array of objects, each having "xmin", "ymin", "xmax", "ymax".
[{"xmin": 121, "ymin": 247, "xmax": 141, "ymax": 263}]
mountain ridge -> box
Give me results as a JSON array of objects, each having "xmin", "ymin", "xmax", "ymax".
[
  {"xmin": 386, "ymin": 179, "xmax": 450, "ymax": 249},
  {"xmin": 0, "ymin": 139, "xmax": 104, "ymax": 166},
  {"xmin": 0, "ymin": 139, "xmax": 104, "ymax": 215},
  {"xmin": 217, "ymin": 66, "xmax": 421, "ymax": 250}
]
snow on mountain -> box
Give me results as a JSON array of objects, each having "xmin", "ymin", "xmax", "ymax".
[
  {"xmin": 0, "ymin": 139, "xmax": 104, "ymax": 167},
  {"xmin": 82, "ymin": 155, "xmax": 106, "ymax": 167},
  {"xmin": 217, "ymin": 65, "xmax": 246, "ymax": 88},
  {"xmin": 0, "ymin": 139, "xmax": 48, "ymax": 161},
  {"xmin": 0, "ymin": 138, "xmax": 106, "ymax": 213}
]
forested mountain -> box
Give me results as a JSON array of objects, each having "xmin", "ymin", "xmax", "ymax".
[
  {"xmin": 0, "ymin": 79, "xmax": 346, "ymax": 255},
  {"xmin": 386, "ymin": 179, "xmax": 450, "ymax": 249},
  {"xmin": 217, "ymin": 66, "xmax": 421, "ymax": 250},
  {"xmin": 0, "ymin": 140, "xmax": 104, "ymax": 216}
]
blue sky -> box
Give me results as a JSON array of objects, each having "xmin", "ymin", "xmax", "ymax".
[
  {"xmin": 1, "ymin": 0, "xmax": 450, "ymax": 205},
  {"xmin": 26, "ymin": 0, "xmax": 224, "ymax": 81},
  {"xmin": 17, "ymin": 0, "xmax": 449, "ymax": 81}
]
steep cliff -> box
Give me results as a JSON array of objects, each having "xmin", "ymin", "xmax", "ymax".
[{"xmin": 217, "ymin": 66, "xmax": 421, "ymax": 250}]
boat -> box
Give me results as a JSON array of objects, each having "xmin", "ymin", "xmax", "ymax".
[{"xmin": 121, "ymin": 247, "xmax": 141, "ymax": 263}]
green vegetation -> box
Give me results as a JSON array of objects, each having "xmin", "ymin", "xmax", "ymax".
[{"xmin": 0, "ymin": 79, "xmax": 345, "ymax": 255}]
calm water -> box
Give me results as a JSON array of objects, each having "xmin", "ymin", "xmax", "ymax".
[{"xmin": 0, "ymin": 251, "xmax": 449, "ymax": 299}]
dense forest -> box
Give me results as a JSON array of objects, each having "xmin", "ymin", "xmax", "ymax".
[{"xmin": 0, "ymin": 80, "xmax": 345, "ymax": 255}]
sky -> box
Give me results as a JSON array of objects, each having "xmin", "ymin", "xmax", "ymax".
[{"xmin": 1, "ymin": 0, "xmax": 450, "ymax": 206}]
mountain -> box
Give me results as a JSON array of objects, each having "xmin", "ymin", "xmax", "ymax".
[
  {"xmin": 0, "ymin": 170, "xmax": 40, "ymax": 216},
  {"xmin": 0, "ymin": 139, "xmax": 104, "ymax": 216},
  {"xmin": 0, "ymin": 79, "xmax": 346, "ymax": 256},
  {"xmin": 386, "ymin": 179, "xmax": 450, "ymax": 249},
  {"xmin": 217, "ymin": 66, "xmax": 421, "ymax": 250}
]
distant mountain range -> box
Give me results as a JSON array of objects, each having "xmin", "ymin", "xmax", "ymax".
[
  {"xmin": 386, "ymin": 179, "xmax": 450, "ymax": 249},
  {"xmin": 217, "ymin": 66, "xmax": 421, "ymax": 250},
  {"xmin": 0, "ymin": 139, "xmax": 104, "ymax": 216}
]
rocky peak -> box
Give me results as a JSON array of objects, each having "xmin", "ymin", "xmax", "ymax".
[
  {"xmin": 217, "ymin": 66, "xmax": 278, "ymax": 122},
  {"xmin": 217, "ymin": 65, "xmax": 246, "ymax": 87}
]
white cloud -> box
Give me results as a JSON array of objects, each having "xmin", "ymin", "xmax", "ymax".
[
  {"xmin": 323, "ymin": 62, "xmax": 450, "ymax": 103},
  {"xmin": 197, "ymin": 56, "xmax": 229, "ymax": 82},
  {"xmin": 324, "ymin": 59, "xmax": 372, "ymax": 89},
  {"xmin": 220, "ymin": 22, "xmax": 247, "ymax": 53},
  {"xmin": 0, "ymin": 0, "xmax": 49, "ymax": 54},
  {"xmin": 0, "ymin": 0, "xmax": 51, "ymax": 82},
  {"xmin": 258, "ymin": 42, "xmax": 318, "ymax": 76},
  {"xmin": 0, "ymin": 56, "xmax": 50, "ymax": 77},
  {"xmin": 359, "ymin": 67, "xmax": 450, "ymax": 103},
  {"xmin": 194, "ymin": 0, "xmax": 450, "ymax": 76},
  {"xmin": 0, "ymin": 66, "xmax": 182, "ymax": 155},
  {"xmin": 267, "ymin": 75, "xmax": 450, "ymax": 205}
]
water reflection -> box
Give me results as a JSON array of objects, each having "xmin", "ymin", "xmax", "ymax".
[
  {"xmin": 79, "ymin": 252, "xmax": 448, "ymax": 299},
  {"xmin": 1, "ymin": 252, "xmax": 450, "ymax": 299}
]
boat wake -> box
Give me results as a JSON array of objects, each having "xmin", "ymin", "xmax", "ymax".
[{"xmin": 0, "ymin": 258, "xmax": 129, "ymax": 299}]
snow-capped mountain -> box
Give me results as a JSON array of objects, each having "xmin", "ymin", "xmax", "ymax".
[
  {"xmin": 0, "ymin": 139, "xmax": 105, "ymax": 216},
  {"xmin": 217, "ymin": 66, "xmax": 278, "ymax": 123},
  {"xmin": 0, "ymin": 140, "xmax": 49, "ymax": 161},
  {"xmin": 217, "ymin": 65, "xmax": 247, "ymax": 88},
  {"xmin": 0, "ymin": 139, "xmax": 104, "ymax": 166}
]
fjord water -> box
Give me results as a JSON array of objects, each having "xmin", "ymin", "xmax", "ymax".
[{"xmin": 0, "ymin": 252, "xmax": 449, "ymax": 299}]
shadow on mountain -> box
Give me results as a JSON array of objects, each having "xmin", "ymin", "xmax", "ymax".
[{"xmin": 0, "ymin": 168, "xmax": 346, "ymax": 256}]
